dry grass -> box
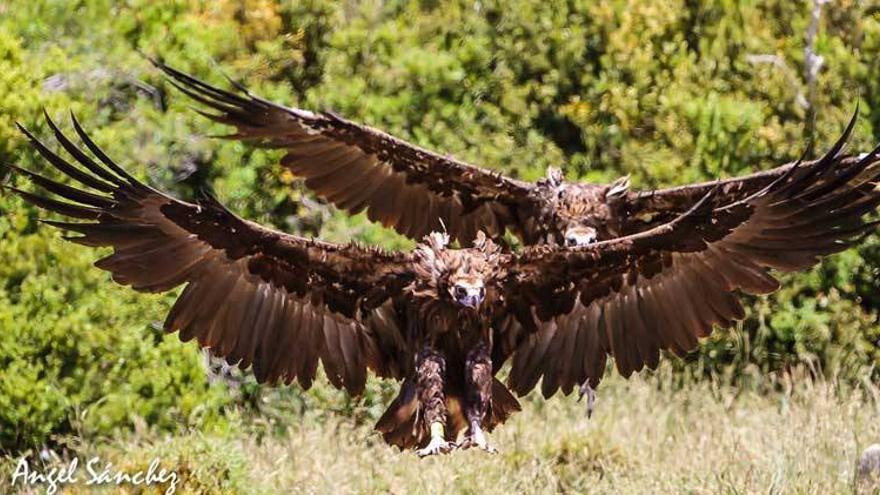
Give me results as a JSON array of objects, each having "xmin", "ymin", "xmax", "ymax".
[{"xmin": 3, "ymin": 369, "xmax": 880, "ymax": 494}]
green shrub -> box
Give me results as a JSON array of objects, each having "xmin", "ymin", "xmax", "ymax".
[
  {"xmin": 1, "ymin": 0, "xmax": 879, "ymax": 453},
  {"xmin": 0, "ymin": 204, "xmax": 233, "ymax": 451}
]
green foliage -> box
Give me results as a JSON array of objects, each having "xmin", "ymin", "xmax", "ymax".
[
  {"xmin": 0, "ymin": 207, "xmax": 232, "ymax": 451},
  {"xmin": 1, "ymin": 0, "xmax": 879, "ymax": 454}
]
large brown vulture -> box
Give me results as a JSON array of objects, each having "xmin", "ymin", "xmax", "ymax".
[
  {"xmin": 156, "ymin": 62, "xmax": 876, "ymax": 248},
  {"xmin": 6, "ymin": 111, "xmax": 880, "ymax": 456}
]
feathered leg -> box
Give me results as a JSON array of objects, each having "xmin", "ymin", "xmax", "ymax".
[
  {"xmin": 459, "ymin": 342, "xmax": 497, "ymax": 454},
  {"xmin": 414, "ymin": 347, "xmax": 454, "ymax": 457}
]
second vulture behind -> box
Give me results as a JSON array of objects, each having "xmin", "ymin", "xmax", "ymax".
[{"xmin": 157, "ymin": 62, "xmax": 876, "ymax": 248}]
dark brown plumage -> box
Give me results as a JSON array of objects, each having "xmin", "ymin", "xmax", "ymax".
[
  {"xmin": 8, "ymin": 110, "xmax": 880, "ymax": 455},
  {"xmin": 157, "ymin": 62, "xmax": 879, "ymax": 249}
]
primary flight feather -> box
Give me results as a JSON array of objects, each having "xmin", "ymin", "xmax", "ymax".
[
  {"xmin": 156, "ymin": 62, "xmax": 878, "ymax": 249},
  {"xmin": 7, "ymin": 110, "xmax": 880, "ymax": 456}
]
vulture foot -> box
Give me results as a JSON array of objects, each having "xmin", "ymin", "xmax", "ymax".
[
  {"xmin": 459, "ymin": 424, "xmax": 498, "ymax": 454},
  {"xmin": 578, "ymin": 383, "xmax": 597, "ymax": 418},
  {"xmin": 415, "ymin": 436, "xmax": 455, "ymax": 458}
]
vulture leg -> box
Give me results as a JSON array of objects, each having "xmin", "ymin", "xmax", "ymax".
[
  {"xmin": 459, "ymin": 342, "xmax": 497, "ymax": 454},
  {"xmin": 414, "ymin": 347, "xmax": 455, "ymax": 457},
  {"xmin": 578, "ymin": 381, "xmax": 598, "ymax": 418}
]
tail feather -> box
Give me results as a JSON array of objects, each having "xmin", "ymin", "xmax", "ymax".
[
  {"xmin": 374, "ymin": 378, "xmax": 521, "ymax": 450},
  {"xmin": 375, "ymin": 379, "xmax": 425, "ymax": 449},
  {"xmin": 486, "ymin": 378, "xmax": 522, "ymax": 430}
]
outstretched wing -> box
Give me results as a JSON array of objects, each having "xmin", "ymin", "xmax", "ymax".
[
  {"xmin": 499, "ymin": 124, "xmax": 880, "ymax": 397},
  {"xmin": 619, "ymin": 115, "xmax": 872, "ymax": 234},
  {"xmin": 7, "ymin": 113, "xmax": 416, "ymax": 394},
  {"xmin": 155, "ymin": 62, "xmax": 537, "ymax": 245}
]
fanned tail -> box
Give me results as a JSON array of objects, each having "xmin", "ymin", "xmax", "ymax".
[{"xmin": 375, "ymin": 378, "xmax": 521, "ymax": 450}]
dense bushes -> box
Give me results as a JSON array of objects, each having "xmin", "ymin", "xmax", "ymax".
[{"xmin": 1, "ymin": 0, "xmax": 879, "ymax": 452}]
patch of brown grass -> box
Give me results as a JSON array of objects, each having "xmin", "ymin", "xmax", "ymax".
[{"xmin": 3, "ymin": 367, "xmax": 879, "ymax": 494}]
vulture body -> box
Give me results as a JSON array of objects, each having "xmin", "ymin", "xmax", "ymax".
[
  {"xmin": 157, "ymin": 63, "xmax": 876, "ymax": 248},
  {"xmin": 8, "ymin": 109, "xmax": 880, "ymax": 455}
]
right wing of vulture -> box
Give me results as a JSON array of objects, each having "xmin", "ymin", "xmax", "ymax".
[
  {"xmin": 500, "ymin": 117, "xmax": 880, "ymax": 398},
  {"xmin": 6, "ymin": 112, "xmax": 416, "ymax": 395},
  {"xmin": 155, "ymin": 61, "xmax": 537, "ymax": 246}
]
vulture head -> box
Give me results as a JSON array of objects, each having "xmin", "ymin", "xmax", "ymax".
[
  {"xmin": 538, "ymin": 168, "xmax": 631, "ymax": 247},
  {"xmin": 448, "ymin": 274, "xmax": 486, "ymax": 308},
  {"xmin": 411, "ymin": 231, "xmax": 504, "ymax": 310},
  {"xmin": 563, "ymin": 225, "xmax": 598, "ymax": 247}
]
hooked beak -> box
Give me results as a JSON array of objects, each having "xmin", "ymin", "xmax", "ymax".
[
  {"xmin": 564, "ymin": 227, "xmax": 598, "ymax": 247},
  {"xmin": 453, "ymin": 286, "xmax": 485, "ymax": 308}
]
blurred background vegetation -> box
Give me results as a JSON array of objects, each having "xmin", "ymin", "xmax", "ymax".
[{"xmin": 1, "ymin": 0, "xmax": 879, "ymax": 463}]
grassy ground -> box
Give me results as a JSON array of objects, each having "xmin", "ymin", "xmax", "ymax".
[{"xmin": 3, "ymin": 368, "xmax": 880, "ymax": 494}]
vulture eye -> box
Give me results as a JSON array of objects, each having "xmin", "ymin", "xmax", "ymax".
[
  {"xmin": 479, "ymin": 287, "xmax": 486, "ymax": 298},
  {"xmin": 565, "ymin": 237, "xmax": 577, "ymax": 247},
  {"xmin": 454, "ymin": 286, "xmax": 467, "ymax": 298}
]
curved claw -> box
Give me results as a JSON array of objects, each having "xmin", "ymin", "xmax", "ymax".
[
  {"xmin": 578, "ymin": 383, "xmax": 597, "ymax": 418},
  {"xmin": 458, "ymin": 429, "xmax": 498, "ymax": 454},
  {"xmin": 416, "ymin": 437, "xmax": 455, "ymax": 458}
]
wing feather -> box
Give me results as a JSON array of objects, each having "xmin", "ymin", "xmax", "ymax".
[
  {"xmin": 156, "ymin": 61, "xmax": 536, "ymax": 246},
  {"xmin": 503, "ymin": 118, "xmax": 880, "ymax": 396},
  {"xmin": 9, "ymin": 115, "xmax": 414, "ymax": 394}
]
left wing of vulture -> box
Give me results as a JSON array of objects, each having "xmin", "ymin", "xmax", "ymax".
[
  {"xmin": 154, "ymin": 61, "xmax": 537, "ymax": 246},
  {"xmin": 500, "ymin": 119, "xmax": 880, "ymax": 398},
  {"xmin": 5, "ymin": 113, "xmax": 416, "ymax": 394}
]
